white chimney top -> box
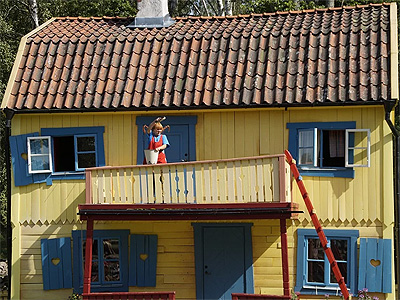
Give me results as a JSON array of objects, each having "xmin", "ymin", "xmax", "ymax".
[{"xmin": 129, "ymin": 0, "xmax": 175, "ymax": 28}]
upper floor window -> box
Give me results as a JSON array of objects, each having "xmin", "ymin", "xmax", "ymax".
[
  {"xmin": 287, "ymin": 122, "xmax": 370, "ymax": 178},
  {"xmin": 295, "ymin": 229, "xmax": 359, "ymax": 296},
  {"xmin": 10, "ymin": 126, "xmax": 105, "ymax": 186},
  {"xmin": 28, "ymin": 134, "xmax": 98, "ymax": 173}
]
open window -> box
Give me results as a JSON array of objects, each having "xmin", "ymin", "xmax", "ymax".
[
  {"xmin": 287, "ymin": 122, "xmax": 370, "ymax": 178},
  {"xmin": 10, "ymin": 127, "xmax": 105, "ymax": 186}
]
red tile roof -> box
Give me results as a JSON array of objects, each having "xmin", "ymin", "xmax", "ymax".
[{"xmin": 3, "ymin": 3, "xmax": 393, "ymax": 111}]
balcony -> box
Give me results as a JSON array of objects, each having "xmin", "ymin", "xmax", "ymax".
[{"xmin": 84, "ymin": 154, "xmax": 291, "ymax": 205}]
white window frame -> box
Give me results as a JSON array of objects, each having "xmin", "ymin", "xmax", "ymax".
[
  {"xmin": 345, "ymin": 129, "xmax": 370, "ymax": 168},
  {"xmin": 298, "ymin": 128, "xmax": 318, "ymax": 167},
  {"xmin": 27, "ymin": 136, "xmax": 53, "ymax": 174}
]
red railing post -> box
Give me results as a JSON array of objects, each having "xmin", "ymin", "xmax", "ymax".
[
  {"xmin": 278, "ymin": 156, "xmax": 286, "ymax": 203},
  {"xmin": 284, "ymin": 150, "xmax": 350, "ymax": 300},
  {"xmin": 85, "ymin": 170, "xmax": 92, "ymax": 204},
  {"xmin": 280, "ymin": 218, "xmax": 290, "ymax": 296},
  {"xmin": 83, "ymin": 217, "xmax": 94, "ymax": 294}
]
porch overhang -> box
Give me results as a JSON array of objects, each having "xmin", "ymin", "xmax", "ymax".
[{"xmin": 78, "ymin": 203, "xmax": 302, "ymax": 221}]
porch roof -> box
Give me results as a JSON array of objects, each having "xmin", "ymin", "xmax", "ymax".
[
  {"xmin": 2, "ymin": 3, "xmax": 393, "ymax": 112},
  {"xmin": 78, "ymin": 203, "xmax": 302, "ymax": 221}
]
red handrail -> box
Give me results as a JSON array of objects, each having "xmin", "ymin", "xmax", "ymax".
[{"xmin": 284, "ymin": 150, "xmax": 349, "ymax": 300}]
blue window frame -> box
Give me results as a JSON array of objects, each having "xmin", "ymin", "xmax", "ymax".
[
  {"xmin": 72, "ymin": 230, "xmax": 129, "ymax": 293},
  {"xmin": 295, "ymin": 229, "xmax": 359, "ymax": 296},
  {"xmin": 287, "ymin": 122, "xmax": 356, "ymax": 178}
]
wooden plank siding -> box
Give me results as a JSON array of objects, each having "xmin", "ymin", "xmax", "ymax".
[
  {"xmin": 18, "ymin": 220, "xmax": 299, "ymax": 300},
  {"xmin": 10, "ymin": 106, "xmax": 390, "ymax": 225},
  {"xmin": 11, "ymin": 106, "xmax": 393, "ymax": 300},
  {"xmin": 17, "ymin": 221, "xmax": 386, "ymax": 300}
]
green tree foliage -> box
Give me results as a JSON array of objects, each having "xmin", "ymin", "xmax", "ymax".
[{"xmin": 169, "ymin": 0, "xmax": 397, "ymax": 17}]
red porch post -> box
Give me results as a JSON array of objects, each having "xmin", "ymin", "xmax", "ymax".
[
  {"xmin": 83, "ymin": 217, "xmax": 94, "ymax": 294},
  {"xmin": 280, "ymin": 218, "xmax": 290, "ymax": 296}
]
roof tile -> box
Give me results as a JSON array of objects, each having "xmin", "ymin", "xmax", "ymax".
[{"xmin": 4, "ymin": 4, "xmax": 392, "ymax": 111}]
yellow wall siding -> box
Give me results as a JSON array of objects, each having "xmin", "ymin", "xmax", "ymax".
[
  {"xmin": 18, "ymin": 220, "xmax": 302, "ymax": 300},
  {"xmin": 10, "ymin": 106, "xmax": 394, "ymax": 299},
  {"xmin": 16, "ymin": 220, "xmax": 389, "ymax": 300},
  {"xmin": 10, "ymin": 106, "xmax": 392, "ymax": 225}
]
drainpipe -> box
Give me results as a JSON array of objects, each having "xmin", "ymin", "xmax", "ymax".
[
  {"xmin": 3, "ymin": 108, "xmax": 15, "ymax": 300},
  {"xmin": 383, "ymin": 100, "xmax": 400, "ymax": 299}
]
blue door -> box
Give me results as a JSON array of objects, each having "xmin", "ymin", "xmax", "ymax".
[
  {"xmin": 163, "ymin": 124, "xmax": 189, "ymax": 163},
  {"xmin": 193, "ymin": 224, "xmax": 254, "ymax": 300},
  {"xmin": 136, "ymin": 116, "xmax": 197, "ymax": 164},
  {"xmin": 204, "ymin": 227, "xmax": 245, "ymax": 299}
]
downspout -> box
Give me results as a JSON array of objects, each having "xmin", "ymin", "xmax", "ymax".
[
  {"xmin": 384, "ymin": 99, "xmax": 400, "ymax": 299},
  {"xmin": 3, "ymin": 108, "xmax": 15, "ymax": 300}
]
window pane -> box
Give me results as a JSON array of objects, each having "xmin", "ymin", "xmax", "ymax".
[
  {"xmin": 78, "ymin": 153, "xmax": 96, "ymax": 168},
  {"xmin": 308, "ymin": 239, "xmax": 324, "ymax": 259},
  {"xmin": 330, "ymin": 262, "xmax": 347, "ymax": 284},
  {"xmin": 77, "ymin": 136, "xmax": 96, "ymax": 151},
  {"xmin": 299, "ymin": 149, "xmax": 314, "ymax": 165},
  {"xmin": 31, "ymin": 156, "xmax": 50, "ymax": 171},
  {"xmin": 308, "ymin": 261, "xmax": 324, "ymax": 283},
  {"xmin": 83, "ymin": 239, "xmax": 99, "ymax": 260},
  {"xmin": 104, "ymin": 261, "xmax": 120, "ymax": 282},
  {"xmin": 91, "ymin": 262, "xmax": 99, "ymax": 282},
  {"xmin": 29, "ymin": 139, "xmax": 50, "ymax": 154},
  {"xmin": 103, "ymin": 239, "xmax": 119, "ymax": 259},
  {"xmin": 331, "ymin": 239, "xmax": 347, "ymax": 261},
  {"xmin": 299, "ymin": 130, "xmax": 314, "ymax": 147}
]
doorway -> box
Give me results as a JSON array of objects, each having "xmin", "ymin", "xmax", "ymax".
[{"xmin": 192, "ymin": 223, "xmax": 254, "ymax": 300}]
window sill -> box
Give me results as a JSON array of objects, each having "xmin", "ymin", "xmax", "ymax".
[
  {"xmin": 298, "ymin": 167, "xmax": 354, "ymax": 178},
  {"xmin": 295, "ymin": 285, "xmax": 349, "ymax": 296},
  {"xmin": 31, "ymin": 172, "xmax": 86, "ymax": 186}
]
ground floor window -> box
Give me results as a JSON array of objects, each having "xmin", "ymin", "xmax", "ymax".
[
  {"xmin": 72, "ymin": 230, "xmax": 129, "ymax": 293},
  {"xmin": 295, "ymin": 229, "xmax": 358, "ymax": 296}
]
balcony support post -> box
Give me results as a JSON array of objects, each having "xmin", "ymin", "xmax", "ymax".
[
  {"xmin": 83, "ymin": 217, "xmax": 94, "ymax": 294},
  {"xmin": 280, "ymin": 218, "xmax": 290, "ymax": 296}
]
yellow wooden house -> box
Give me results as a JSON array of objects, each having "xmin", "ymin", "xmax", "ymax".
[{"xmin": 1, "ymin": 2, "xmax": 399, "ymax": 300}]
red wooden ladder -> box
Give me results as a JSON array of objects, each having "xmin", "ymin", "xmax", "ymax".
[{"xmin": 284, "ymin": 150, "xmax": 350, "ymax": 300}]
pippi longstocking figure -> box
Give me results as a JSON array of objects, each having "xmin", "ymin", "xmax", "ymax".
[{"xmin": 143, "ymin": 117, "xmax": 170, "ymax": 164}]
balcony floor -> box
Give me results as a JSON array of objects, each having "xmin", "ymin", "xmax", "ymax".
[{"xmin": 78, "ymin": 202, "xmax": 301, "ymax": 221}]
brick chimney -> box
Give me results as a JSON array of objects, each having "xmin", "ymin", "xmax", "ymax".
[{"xmin": 129, "ymin": 0, "xmax": 174, "ymax": 28}]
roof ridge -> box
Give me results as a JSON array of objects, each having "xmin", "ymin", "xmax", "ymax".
[{"xmin": 52, "ymin": 2, "xmax": 391, "ymax": 23}]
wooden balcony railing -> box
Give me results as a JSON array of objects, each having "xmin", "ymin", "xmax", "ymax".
[{"xmin": 85, "ymin": 154, "xmax": 291, "ymax": 205}]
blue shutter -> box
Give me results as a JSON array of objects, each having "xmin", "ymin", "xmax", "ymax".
[
  {"xmin": 10, "ymin": 133, "xmax": 50, "ymax": 186},
  {"xmin": 129, "ymin": 234, "xmax": 158, "ymax": 287},
  {"xmin": 358, "ymin": 238, "xmax": 392, "ymax": 293},
  {"xmin": 41, "ymin": 238, "xmax": 72, "ymax": 290},
  {"xmin": 10, "ymin": 133, "xmax": 36, "ymax": 186}
]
